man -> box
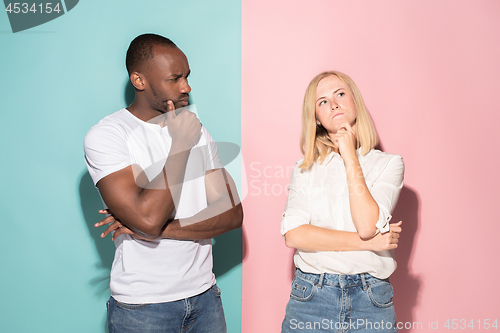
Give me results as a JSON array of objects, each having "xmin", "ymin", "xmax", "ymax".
[{"xmin": 84, "ymin": 33, "xmax": 243, "ymax": 333}]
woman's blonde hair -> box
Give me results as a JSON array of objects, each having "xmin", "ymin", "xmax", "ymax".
[{"xmin": 299, "ymin": 71, "xmax": 378, "ymax": 170}]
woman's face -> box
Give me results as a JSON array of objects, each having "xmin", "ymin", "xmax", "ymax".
[{"xmin": 315, "ymin": 75, "xmax": 357, "ymax": 135}]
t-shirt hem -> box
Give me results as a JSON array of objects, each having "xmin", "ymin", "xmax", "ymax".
[
  {"xmin": 111, "ymin": 278, "xmax": 217, "ymax": 304},
  {"xmin": 111, "ymin": 283, "xmax": 215, "ymax": 304}
]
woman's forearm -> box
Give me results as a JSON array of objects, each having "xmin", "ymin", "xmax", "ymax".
[
  {"xmin": 344, "ymin": 159, "xmax": 379, "ymax": 239},
  {"xmin": 284, "ymin": 223, "xmax": 401, "ymax": 252},
  {"xmin": 284, "ymin": 224, "xmax": 370, "ymax": 251}
]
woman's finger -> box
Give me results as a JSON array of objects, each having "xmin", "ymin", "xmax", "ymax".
[{"xmin": 343, "ymin": 121, "xmax": 355, "ymax": 135}]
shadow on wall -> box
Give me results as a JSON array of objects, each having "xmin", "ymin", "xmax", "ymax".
[
  {"xmin": 79, "ymin": 171, "xmax": 115, "ymax": 298},
  {"xmin": 391, "ymin": 185, "xmax": 421, "ymax": 332},
  {"xmin": 124, "ymin": 80, "xmax": 134, "ymax": 106},
  {"xmin": 79, "ymin": 171, "xmax": 112, "ymax": 333}
]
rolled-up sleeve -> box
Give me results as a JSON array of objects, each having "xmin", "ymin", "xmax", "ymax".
[
  {"xmin": 371, "ymin": 155, "xmax": 405, "ymax": 233},
  {"xmin": 280, "ymin": 164, "xmax": 311, "ymax": 236}
]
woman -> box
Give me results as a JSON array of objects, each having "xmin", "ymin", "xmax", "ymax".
[{"xmin": 281, "ymin": 71, "xmax": 404, "ymax": 332}]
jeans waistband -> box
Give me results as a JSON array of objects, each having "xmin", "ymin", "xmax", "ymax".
[{"xmin": 295, "ymin": 268, "xmax": 388, "ymax": 289}]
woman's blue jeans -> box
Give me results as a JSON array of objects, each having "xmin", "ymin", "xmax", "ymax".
[
  {"xmin": 107, "ymin": 284, "xmax": 226, "ymax": 333},
  {"xmin": 282, "ymin": 269, "xmax": 398, "ymax": 332}
]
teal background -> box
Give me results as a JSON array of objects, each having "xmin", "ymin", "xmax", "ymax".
[{"xmin": 0, "ymin": 1, "xmax": 242, "ymax": 332}]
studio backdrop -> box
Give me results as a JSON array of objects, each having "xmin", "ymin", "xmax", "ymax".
[{"xmin": 1, "ymin": 1, "xmax": 499, "ymax": 332}]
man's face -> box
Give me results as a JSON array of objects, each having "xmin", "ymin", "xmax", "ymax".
[{"xmin": 143, "ymin": 45, "xmax": 191, "ymax": 112}]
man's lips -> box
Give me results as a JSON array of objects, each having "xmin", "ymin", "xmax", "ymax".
[{"xmin": 178, "ymin": 96, "xmax": 189, "ymax": 106}]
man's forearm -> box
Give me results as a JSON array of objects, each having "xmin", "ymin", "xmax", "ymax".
[{"xmin": 160, "ymin": 199, "xmax": 243, "ymax": 240}]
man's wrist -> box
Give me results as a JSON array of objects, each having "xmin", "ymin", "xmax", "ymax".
[{"xmin": 169, "ymin": 141, "xmax": 193, "ymax": 155}]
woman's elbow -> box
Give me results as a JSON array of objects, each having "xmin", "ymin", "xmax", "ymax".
[
  {"xmin": 284, "ymin": 232, "xmax": 298, "ymax": 249},
  {"xmin": 357, "ymin": 226, "xmax": 377, "ymax": 240}
]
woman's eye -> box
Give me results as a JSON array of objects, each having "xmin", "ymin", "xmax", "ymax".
[
  {"xmin": 319, "ymin": 100, "xmax": 327, "ymax": 106},
  {"xmin": 337, "ymin": 92, "xmax": 345, "ymax": 97}
]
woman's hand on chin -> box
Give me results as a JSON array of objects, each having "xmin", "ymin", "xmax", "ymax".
[{"xmin": 333, "ymin": 121, "xmax": 357, "ymax": 162}]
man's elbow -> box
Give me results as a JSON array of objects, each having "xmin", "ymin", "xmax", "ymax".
[
  {"xmin": 231, "ymin": 203, "xmax": 243, "ymax": 229},
  {"xmin": 133, "ymin": 218, "xmax": 164, "ymax": 238}
]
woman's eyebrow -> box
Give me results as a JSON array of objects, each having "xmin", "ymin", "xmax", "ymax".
[{"xmin": 316, "ymin": 88, "xmax": 343, "ymax": 102}]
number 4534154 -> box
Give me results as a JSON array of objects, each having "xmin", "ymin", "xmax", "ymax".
[
  {"xmin": 5, "ymin": 3, "xmax": 61, "ymax": 14},
  {"xmin": 444, "ymin": 319, "xmax": 498, "ymax": 330}
]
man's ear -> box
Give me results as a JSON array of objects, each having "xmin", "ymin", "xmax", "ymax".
[{"xmin": 130, "ymin": 72, "xmax": 146, "ymax": 91}]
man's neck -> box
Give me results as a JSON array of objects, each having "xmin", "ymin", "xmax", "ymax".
[{"xmin": 126, "ymin": 101, "xmax": 162, "ymax": 123}]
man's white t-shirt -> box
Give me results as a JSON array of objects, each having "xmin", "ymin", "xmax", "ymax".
[{"xmin": 84, "ymin": 108, "xmax": 222, "ymax": 304}]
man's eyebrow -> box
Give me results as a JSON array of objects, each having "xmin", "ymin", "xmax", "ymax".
[{"xmin": 167, "ymin": 70, "xmax": 190, "ymax": 79}]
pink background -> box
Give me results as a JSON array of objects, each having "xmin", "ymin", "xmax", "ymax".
[{"xmin": 242, "ymin": 0, "xmax": 500, "ymax": 331}]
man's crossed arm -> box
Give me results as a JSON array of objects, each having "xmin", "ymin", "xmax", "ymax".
[
  {"xmin": 97, "ymin": 167, "xmax": 243, "ymax": 241},
  {"xmin": 94, "ymin": 102, "xmax": 242, "ymax": 240}
]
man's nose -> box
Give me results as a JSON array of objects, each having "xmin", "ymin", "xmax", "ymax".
[{"xmin": 180, "ymin": 79, "xmax": 191, "ymax": 94}]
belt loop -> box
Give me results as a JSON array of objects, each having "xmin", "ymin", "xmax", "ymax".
[
  {"xmin": 317, "ymin": 273, "xmax": 325, "ymax": 289},
  {"xmin": 361, "ymin": 274, "xmax": 368, "ymax": 290}
]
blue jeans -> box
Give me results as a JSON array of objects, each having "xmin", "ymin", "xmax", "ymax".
[
  {"xmin": 107, "ymin": 284, "xmax": 226, "ymax": 333},
  {"xmin": 282, "ymin": 269, "xmax": 398, "ymax": 333}
]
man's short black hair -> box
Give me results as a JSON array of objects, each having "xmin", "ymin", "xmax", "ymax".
[{"xmin": 126, "ymin": 33, "xmax": 177, "ymax": 74}]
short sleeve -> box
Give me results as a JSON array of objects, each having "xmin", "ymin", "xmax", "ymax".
[
  {"xmin": 201, "ymin": 127, "xmax": 223, "ymax": 171},
  {"xmin": 371, "ymin": 155, "xmax": 405, "ymax": 233},
  {"xmin": 280, "ymin": 163, "xmax": 311, "ymax": 236},
  {"xmin": 84, "ymin": 124, "xmax": 132, "ymax": 187}
]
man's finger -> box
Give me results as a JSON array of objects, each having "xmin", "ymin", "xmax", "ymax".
[
  {"xmin": 165, "ymin": 101, "xmax": 176, "ymax": 120},
  {"xmin": 112, "ymin": 227, "xmax": 133, "ymax": 241},
  {"xmin": 95, "ymin": 215, "xmax": 115, "ymax": 227},
  {"xmin": 101, "ymin": 221, "xmax": 122, "ymax": 238}
]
